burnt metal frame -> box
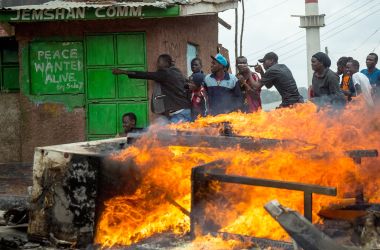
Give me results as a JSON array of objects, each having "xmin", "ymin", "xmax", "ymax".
[
  {"xmin": 154, "ymin": 132, "xmax": 378, "ymax": 164},
  {"xmin": 190, "ymin": 160, "xmax": 337, "ymax": 240}
]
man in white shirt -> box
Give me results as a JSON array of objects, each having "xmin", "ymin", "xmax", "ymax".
[{"xmin": 346, "ymin": 60, "xmax": 374, "ymax": 107}]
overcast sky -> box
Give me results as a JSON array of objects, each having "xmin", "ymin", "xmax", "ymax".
[{"xmin": 218, "ymin": 0, "xmax": 380, "ymax": 89}]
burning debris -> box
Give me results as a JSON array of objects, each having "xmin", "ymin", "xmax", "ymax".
[
  {"xmin": 11, "ymin": 99, "xmax": 379, "ymax": 249},
  {"xmin": 92, "ymin": 100, "xmax": 380, "ymax": 249}
]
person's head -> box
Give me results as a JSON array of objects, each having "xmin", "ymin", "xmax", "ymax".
[
  {"xmin": 191, "ymin": 58, "xmax": 202, "ymax": 74},
  {"xmin": 188, "ymin": 72, "xmax": 205, "ymax": 91},
  {"xmin": 346, "ymin": 59, "xmax": 360, "ymax": 76},
  {"xmin": 366, "ymin": 53, "xmax": 378, "ymax": 70},
  {"xmin": 258, "ymin": 52, "xmax": 278, "ymax": 70},
  {"xmin": 337, "ymin": 56, "xmax": 353, "ymax": 75},
  {"xmin": 122, "ymin": 112, "xmax": 137, "ymax": 133},
  {"xmin": 311, "ymin": 52, "xmax": 331, "ymax": 72},
  {"xmin": 210, "ymin": 53, "xmax": 229, "ymax": 74},
  {"xmin": 157, "ymin": 54, "xmax": 174, "ymax": 70},
  {"xmin": 236, "ymin": 56, "xmax": 250, "ymax": 73}
]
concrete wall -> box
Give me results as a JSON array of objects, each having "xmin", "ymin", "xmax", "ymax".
[
  {"xmin": 0, "ymin": 93, "xmax": 21, "ymax": 162},
  {"xmin": 14, "ymin": 14, "xmax": 218, "ymax": 162}
]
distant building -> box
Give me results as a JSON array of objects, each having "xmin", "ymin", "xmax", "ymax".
[{"xmin": 0, "ymin": 0, "xmax": 237, "ymax": 162}]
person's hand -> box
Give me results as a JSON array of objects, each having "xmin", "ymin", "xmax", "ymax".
[
  {"xmin": 254, "ymin": 64, "xmax": 264, "ymax": 74},
  {"xmin": 236, "ymin": 73, "xmax": 245, "ymax": 83},
  {"xmin": 112, "ymin": 68, "xmax": 125, "ymax": 75},
  {"xmin": 308, "ymin": 86, "xmax": 314, "ymax": 98}
]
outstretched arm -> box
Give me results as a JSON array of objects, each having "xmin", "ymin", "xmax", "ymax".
[
  {"xmin": 112, "ymin": 68, "xmax": 131, "ymax": 75},
  {"xmin": 112, "ymin": 68, "xmax": 168, "ymax": 82}
]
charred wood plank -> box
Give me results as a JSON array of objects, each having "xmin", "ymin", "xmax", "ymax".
[
  {"xmin": 132, "ymin": 132, "xmax": 379, "ymax": 163},
  {"xmin": 0, "ymin": 195, "xmax": 29, "ymax": 211},
  {"xmin": 156, "ymin": 133, "xmax": 288, "ymax": 151},
  {"xmin": 318, "ymin": 209, "xmax": 367, "ymax": 221},
  {"xmin": 212, "ymin": 231, "xmax": 293, "ymax": 250}
]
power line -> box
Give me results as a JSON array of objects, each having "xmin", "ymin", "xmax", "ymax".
[
  {"xmin": 321, "ymin": 7, "xmax": 380, "ymax": 41},
  {"xmin": 332, "ymin": 28, "xmax": 380, "ymax": 54},
  {"xmin": 324, "ymin": 0, "xmax": 371, "ymax": 22},
  {"xmin": 245, "ymin": 0, "xmax": 290, "ymax": 19},
  {"xmin": 321, "ymin": 1, "xmax": 378, "ymax": 37},
  {"xmin": 244, "ymin": 0, "xmax": 374, "ymax": 60},
  {"xmin": 278, "ymin": 5, "xmax": 380, "ymax": 61},
  {"xmin": 245, "ymin": 31, "xmax": 303, "ymax": 59},
  {"xmin": 373, "ymin": 39, "xmax": 380, "ymax": 53},
  {"xmin": 244, "ymin": 0, "xmax": 367, "ymax": 57},
  {"xmin": 281, "ymin": 8, "xmax": 380, "ymax": 61}
]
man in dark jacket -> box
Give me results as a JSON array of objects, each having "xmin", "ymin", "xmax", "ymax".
[
  {"xmin": 252, "ymin": 52, "xmax": 304, "ymax": 108},
  {"xmin": 310, "ymin": 52, "xmax": 346, "ymax": 107},
  {"xmin": 112, "ymin": 54, "xmax": 191, "ymax": 123}
]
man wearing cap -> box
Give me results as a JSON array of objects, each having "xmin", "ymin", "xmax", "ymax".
[
  {"xmin": 204, "ymin": 53, "xmax": 242, "ymax": 115},
  {"xmin": 253, "ymin": 52, "xmax": 304, "ymax": 108}
]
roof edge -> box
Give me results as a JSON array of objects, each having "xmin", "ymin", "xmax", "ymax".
[{"xmin": 180, "ymin": 1, "xmax": 237, "ymax": 16}]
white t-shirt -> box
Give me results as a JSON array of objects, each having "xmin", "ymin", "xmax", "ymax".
[{"xmin": 352, "ymin": 72, "xmax": 374, "ymax": 107}]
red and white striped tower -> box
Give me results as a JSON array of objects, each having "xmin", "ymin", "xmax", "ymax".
[{"xmin": 295, "ymin": 0, "xmax": 325, "ymax": 87}]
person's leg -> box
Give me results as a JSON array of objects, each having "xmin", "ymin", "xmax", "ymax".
[
  {"xmin": 169, "ymin": 109, "xmax": 191, "ymax": 123},
  {"xmin": 169, "ymin": 114, "xmax": 181, "ymax": 123}
]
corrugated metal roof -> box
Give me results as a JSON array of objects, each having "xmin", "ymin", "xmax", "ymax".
[
  {"xmin": 187, "ymin": 0, "xmax": 235, "ymax": 3},
  {"xmin": 2, "ymin": 0, "xmax": 176, "ymax": 10}
]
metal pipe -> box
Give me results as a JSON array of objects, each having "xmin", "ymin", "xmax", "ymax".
[
  {"xmin": 203, "ymin": 172, "xmax": 337, "ymax": 196},
  {"xmin": 345, "ymin": 149, "xmax": 378, "ymax": 158},
  {"xmin": 304, "ymin": 191, "xmax": 313, "ymax": 221},
  {"xmin": 264, "ymin": 200, "xmax": 358, "ymax": 250}
]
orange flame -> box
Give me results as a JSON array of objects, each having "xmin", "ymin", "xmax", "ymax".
[{"xmin": 95, "ymin": 99, "xmax": 380, "ymax": 247}]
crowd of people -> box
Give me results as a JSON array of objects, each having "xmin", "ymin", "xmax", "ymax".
[
  {"xmin": 310, "ymin": 52, "xmax": 378, "ymax": 107},
  {"xmin": 112, "ymin": 51, "xmax": 380, "ymax": 125}
]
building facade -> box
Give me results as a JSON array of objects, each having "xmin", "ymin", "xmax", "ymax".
[{"xmin": 0, "ymin": 0, "xmax": 236, "ymax": 162}]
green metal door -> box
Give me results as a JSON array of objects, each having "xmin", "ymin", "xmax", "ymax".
[{"xmin": 85, "ymin": 33, "xmax": 148, "ymax": 140}]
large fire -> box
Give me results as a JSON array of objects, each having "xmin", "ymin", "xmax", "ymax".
[{"xmin": 95, "ymin": 98, "xmax": 380, "ymax": 248}]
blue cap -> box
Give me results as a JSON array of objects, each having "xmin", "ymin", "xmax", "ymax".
[{"xmin": 211, "ymin": 53, "xmax": 228, "ymax": 67}]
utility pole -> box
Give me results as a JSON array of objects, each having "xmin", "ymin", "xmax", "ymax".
[
  {"xmin": 235, "ymin": 7, "xmax": 238, "ymax": 72},
  {"xmin": 240, "ymin": 0, "xmax": 245, "ymax": 56},
  {"xmin": 293, "ymin": 0, "xmax": 325, "ymax": 87}
]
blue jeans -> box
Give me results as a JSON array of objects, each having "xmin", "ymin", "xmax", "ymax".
[{"xmin": 169, "ymin": 109, "xmax": 191, "ymax": 123}]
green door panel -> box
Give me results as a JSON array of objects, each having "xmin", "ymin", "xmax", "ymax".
[
  {"xmin": 118, "ymin": 102, "xmax": 148, "ymax": 133},
  {"xmin": 88, "ymin": 103, "xmax": 117, "ymax": 135},
  {"xmin": 117, "ymin": 67, "xmax": 147, "ymax": 99},
  {"xmin": 85, "ymin": 32, "xmax": 148, "ymax": 139},
  {"xmin": 87, "ymin": 69, "xmax": 116, "ymax": 99},
  {"xmin": 86, "ymin": 35, "xmax": 114, "ymax": 66},
  {"xmin": 2, "ymin": 66, "xmax": 19, "ymax": 90},
  {"xmin": 116, "ymin": 34, "xmax": 145, "ymax": 65}
]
